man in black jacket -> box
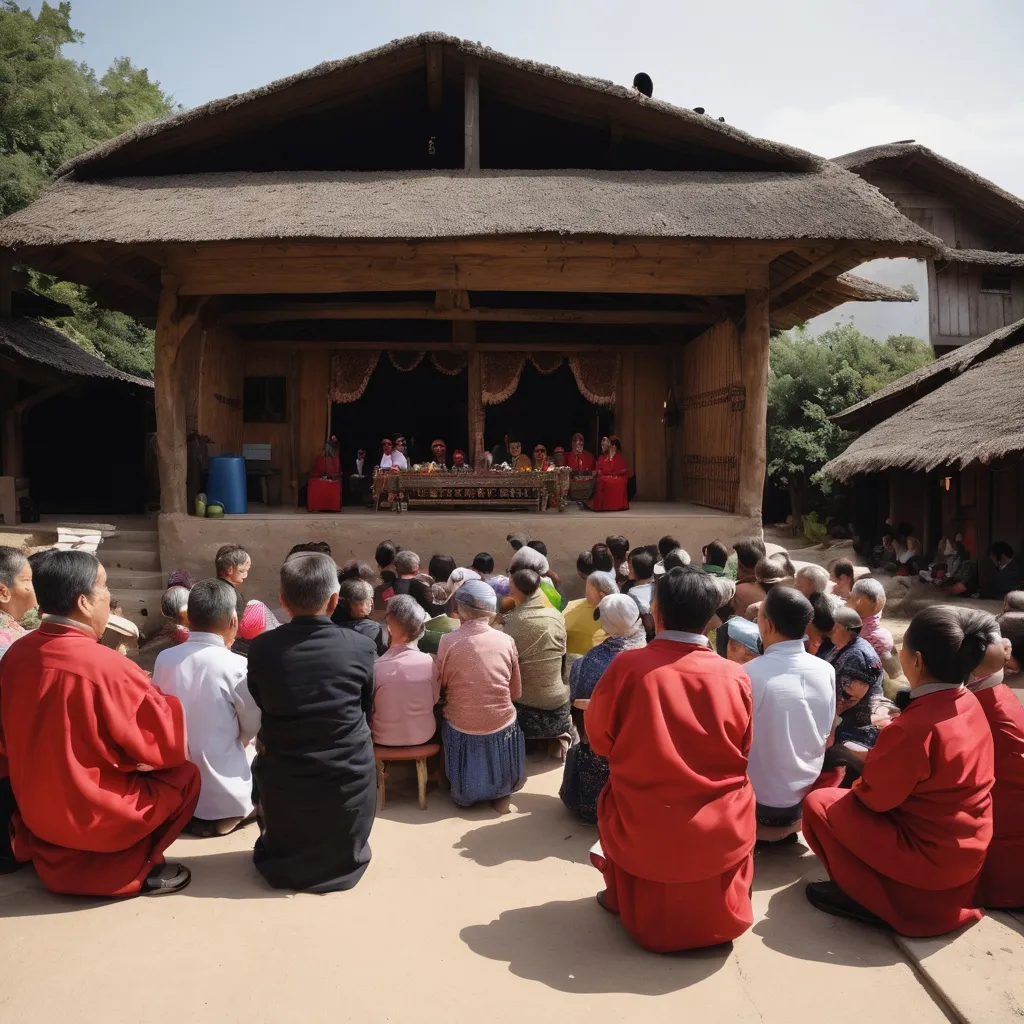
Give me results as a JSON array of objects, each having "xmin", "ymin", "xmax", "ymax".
[{"xmin": 247, "ymin": 551, "xmax": 376, "ymax": 893}]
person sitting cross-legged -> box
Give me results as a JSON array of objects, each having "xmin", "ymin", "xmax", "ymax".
[
  {"xmin": 0, "ymin": 551, "xmax": 200, "ymax": 896},
  {"xmin": 586, "ymin": 566, "xmax": 756, "ymax": 952},
  {"xmin": 248, "ymin": 551, "xmax": 377, "ymax": 893},
  {"xmin": 153, "ymin": 579, "xmax": 261, "ymax": 839}
]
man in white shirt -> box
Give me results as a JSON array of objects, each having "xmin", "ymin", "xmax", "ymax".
[
  {"xmin": 378, "ymin": 438, "xmax": 408, "ymax": 471},
  {"xmin": 745, "ymin": 586, "xmax": 835, "ymax": 846},
  {"xmin": 153, "ymin": 578, "xmax": 261, "ymax": 837}
]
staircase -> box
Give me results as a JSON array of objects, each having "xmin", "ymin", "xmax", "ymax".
[{"xmin": 97, "ymin": 522, "xmax": 164, "ymax": 636}]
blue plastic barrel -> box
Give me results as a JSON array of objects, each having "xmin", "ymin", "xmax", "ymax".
[{"xmin": 205, "ymin": 455, "xmax": 248, "ymax": 514}]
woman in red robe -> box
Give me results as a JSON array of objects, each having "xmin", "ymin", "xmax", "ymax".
[
  {"xmin": 585, "ymin": 567, "xmax": 755, "ymax": 952},
  {"xmin": 590, "ymin": 435, "xmax": 630, "ymax": 512},
  {"xmin": 0, "ymin": 552, "xmax": 199, "ymax": 897},
  {"xmin": 802, "ymin": 606, "xmax": 996, "ymax": 936}
]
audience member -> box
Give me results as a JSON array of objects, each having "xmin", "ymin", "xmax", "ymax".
[
  {"xmin": 795, "ymin": 564, "xmax": 830, "ymax": 603},
  {"xmin": 586, "ymin": 566, "xmax": 756, "ymax": 952},
  {"xmin": 662, "ymin": 548, "xmax": 691, "ymax": 571},
  {"xmin": 0, "ymin": 547, "xmax": 35, "ymax": 660},
  {"xmin": 507, "ymin": 532, "xmax": 528, "ymax": 552},
  {"xmin": 847, "ymin": 578, "xmax": 900, "ymax": 677},
  {"xmin": 590, "ymin": 543, "xmax": 615, "ymax": 574},
  {"xmin": 803, "ymin": 606, "xmax": 995, "ymax": 935},
  {"xmin": 288, "ymin": 541, "xmax": 332, "ymax": 557},
  {"xmin": 574, "ymin": 550, "xmax": 595, "ymax": 582},
  {"xmin": 1000, "ymin": 613, "xmax": 1024, "ymax": 674},
  {"xmin": 984, "ymin": 542, "xmax": 1024, "ymax": 599},
  {"xmin": 892, "ymin": 522, "xmax": 924, "ymax": 575},
  {"xmin": 508, "ymin": 545, "xmax": 564, "ymax": 611},
  {"xmin": 1004, "ymin": 591, "xmax": 1024, "ymax": 614},
  {"xmin": 732, "ymin": 539, "xmax": 767, "ymax": 618},
  {"xmin": 215, "ymin": 544, "xmax": 251, "ymax": 617},
  {"xmin": 654, "ymin": 535, "xmax": 682, "ymax": 575},
  {"xmin": 724, "ymin": 615, "xmax": 760, "ymax": 665},
  {"xmin": 428, "ymin": 554, "xmax": 457, "ymax": 584},
  {"xmin": 754, "ymin": 557, "xmax": 789, "ymax": 592},
  {"xmin": 0, "ymin": 551, "xmax": 199, "ymax": 895},
  {"xmin": 338, "ymin": 559, "xmax": 376, "ymax": 585},
  {"xmin": 436, "ymin": 579, "xmax": 525, "ymax": 813},
  {"xmin": 232, "ymin": 599, "xmax": 279, "ymax": 658},
  {"xmin": 824, "ymin": 607, "xmax": 886, "ymax": 759},
  {"xmin": 805, "ymin": 592, "xmax": 835, "ymax": 657},
  {"xmin": 606, "ymin": 535, "xmax": 630, "ymax": 588},
  {"xmin": 529, "ymin": 539, "xmax": 562, "ymax": 589},
  {"xmin": 625, "ymin": 547, "xmax": 655, "ymax": 614},
  {"xmin": 153, "ymin": 579, "xmax": 260, "ymax": 838},
  {"xmin": 769, "ymin": 550, "xmax": 796, "ymax": 577},
  {"xmin": 563, "ymin": 569, "xmax": 616, "ymax": 655},
  {"xmin": 333, "ymin": 579, "xmax": 388, "ymax": 655},
  {"xmin": 372, "ymin": 595, "xmax": 438, "ymax": 747},
  {"xmin": 702, "ymin": 539, "xmax": 728, "ymax": 576},
  {"xmin": 248, "ymin": 552, "xmax": 376, "ymax": 893},
  {"xmin": 472, "ymin": 552, "xmax": 497, "ymax": 580},
  {"xmin": 746, "ymin": 587, "xmax": 835, "ymax": 845},
  {"xmin": 134, "ymin": 588, "xmax": 191, "ymax": 671},
  {"xmin": 375, "ymin": 550, "xmax": 447, "ymax": 617},
  {"xmin": 375, "ymin": 540, "xmax": 398, "ymax": 584}
]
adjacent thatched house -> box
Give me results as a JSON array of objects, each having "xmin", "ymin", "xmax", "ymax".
[
  {"xmin": 837, "ymin": 142, "xmax": 1024, "ymax": 353},
  {"xmin": 826, "ymin": 317, "xmax": 1024, "ymax": 582}
]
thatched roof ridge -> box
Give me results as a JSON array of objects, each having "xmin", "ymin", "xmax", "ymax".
[
  {"xmin": 833, "ymin": 274, "xmax": 917, "ymax": 302},
  {"xmin": 57, "ymin": 33, "xmax": 821, "ymax": 180},
  {"xmin": 0, "ymin": 317, "xmax": 152, "ymax": 387},
  {"xmin": 0, "ymin": 166, "xmax": 940, "ymax": 250},
  {"xmin": 831, "ymin": 317, "xmax": 1024, "ymax": 431},
  {"xmin": 824, "ymin": 318, "xmax": 1024, "ymax": 480},
  {"xmin": 770, "ymin": 273, "xmax": 917, "ymax": 332},
  {"xmin": 940, "ymin": 247, "xmax": 1024, "ymax": 269}
]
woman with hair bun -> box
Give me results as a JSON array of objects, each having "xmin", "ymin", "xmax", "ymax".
[{"xmin": 801, "ymin": 605, "xmax": 995, "ymax": 935}]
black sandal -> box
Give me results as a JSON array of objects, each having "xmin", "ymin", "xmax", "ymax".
[
  {"xmin": 141, "ymin": 861, "xmax": 192, "ymax": 896},
  {"xmin": 805, "ymin": 881, "xmax": 885, "ymax": 926}
]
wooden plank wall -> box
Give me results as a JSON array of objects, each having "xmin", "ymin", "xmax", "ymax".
[
  {"xmin": 616, "ymin": 349, "xmax": 668, "ymax": 501},
  {"xmin": 242, "ymin": 349, "xmax": 293, "ymax": 505},
  {"xmin": 196, "ymin": 325, "xmax": 243, "ymax": 455},
  {"xmin": 672, "ymin": 319, "xmax": 743, "ymax": 512},
  {"xmin": 298, "ymin": 348, "xmax": 331, "ymax": 481},
  {"xmin": 934, "ymin": 264, "xmax": 1024, "ymax": 344}
]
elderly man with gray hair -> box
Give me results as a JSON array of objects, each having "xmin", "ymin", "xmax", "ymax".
[
  {"xmin": 372, "ymin": 594, "xmax": 438, "ymax": 747},
  {"xmin": 153, "ymin": 579, "xmax": 261, "ymax": 838},
  {"xmin": 247, "ymin": 551, "xmax": 377, "ymax": 892}
]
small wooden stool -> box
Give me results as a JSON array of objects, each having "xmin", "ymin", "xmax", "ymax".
[{"xmin": 373, "ymin": 743, "xmax": 441, "ymax": 810}]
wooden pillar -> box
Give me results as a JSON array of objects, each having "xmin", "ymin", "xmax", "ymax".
[
  {"xmin": 737, "ymin": 288, "xmax": 770, "ymax": 521},
  {"xmin": 154, "ymin": 273, "xmax": 188, "ymax": 514},
  {"xmin": 289, "ymin": 348, "xmax": 301, "ymax": 508},
  {"xmin": 455, "ymin": 321, "xmax": 482, "ymax": 466},
  {"xmin": 464, "ymin": 59, "xmax": 480, "ymax": 172}
]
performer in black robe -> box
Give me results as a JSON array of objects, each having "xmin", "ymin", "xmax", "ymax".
[{"xmin": 247, "ymin": 551, "xmax": 376, "ymax": 893}]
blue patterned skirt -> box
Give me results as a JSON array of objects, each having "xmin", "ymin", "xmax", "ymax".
[{"xmin": 443, "ymin": 719, "xmax": 526, "ymax": 807}]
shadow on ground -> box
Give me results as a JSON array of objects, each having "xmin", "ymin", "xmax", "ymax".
[{"xmin": 461, "ymin": 896, "xmax": 730, "ymax": 994}]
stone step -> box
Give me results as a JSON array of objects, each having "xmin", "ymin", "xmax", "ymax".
[
  {"xmin": 106, "ymin": 568, "xmax": 165, "ymax": 591},
  {"xmin": 97, "ymin": 547, "xmax": 161, "ymax": 573},
  {"xmin": 104, "ymin": 529, "xmax": 159, "ymax": 549}
]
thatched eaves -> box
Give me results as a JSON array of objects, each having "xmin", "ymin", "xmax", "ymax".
[
  {"xmin": 824, "ymin": 317, "xmax": 1024, "ymax": 480},
  {"xmin": 939, "ymin": 247, "xmax": 1024, "ymax": 269},
  {"xmin": 770, "ymin": 273, "xmax": 917, "ymax": 331}
]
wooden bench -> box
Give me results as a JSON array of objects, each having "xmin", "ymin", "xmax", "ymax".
[{"xmin": 373, "ymin": 742, "xmax": 441, "ymax": 810}]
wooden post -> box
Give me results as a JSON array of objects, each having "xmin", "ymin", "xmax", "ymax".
[
  {"xmin": 454, "ymin": 321, "xmax": 482, "ymax": 466},
  {"xmin": 736, "ymin": 289, "xmax": 770, "ymax": 522},
  {"xmin": 464, "ymin": 59, "xmax": 480, "ymax": 172},
  {"xmin": 154, "ymin": 273, "xmax": 188, "ymax": 514},
  {"xmin": 289, "ymin": 348, "xmax": 300, "ymax": 508}
]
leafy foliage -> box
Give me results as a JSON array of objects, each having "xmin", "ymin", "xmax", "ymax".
[
  {"xmin": 767, "ymin": 322, "xmax": 933, "ymax": 523},
  {"xmin": 0, "ymin": 1, "xmax": 175, "ymax": 377}
]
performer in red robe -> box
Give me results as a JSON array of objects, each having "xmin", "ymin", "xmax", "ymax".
[
  {"xmin": 802, "ymin": 606, "xmax": 996, "ymax": 936},
  {"xmin": 590, "ymin": 435, "xmax": 630, "ymax": 512},
  {"xmin": 0, "ymin": 552, "xmax": 199, "ymax": 897},
  {"xmin": 565, "ymin": 432, "xmax": 595, "ymax": 473},
  {"xmin": 585, "ymin": 567, "xmax": 755, "ymax": 952}
]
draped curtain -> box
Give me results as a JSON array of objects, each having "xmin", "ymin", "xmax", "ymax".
[{"xmin": 329, "ymin": 350, "xmax": 380, "ymax": 403}]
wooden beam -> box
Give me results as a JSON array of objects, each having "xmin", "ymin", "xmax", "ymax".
[
  {"xmin": 464, "ymin": 59, "xmax": 480, "ymax": 172},
  {"xmin": 219, "ymin": 302, "xmax": 720, "ymax": 326},
  {"xmin": 12, "ymin": 380, "xmax": 77, "ymax": 414},
  {"xmin": 69, "ymin": 245, "xmax": 158, "ymax": 299},
  {"xmin": 736, "ymin": 289, "xmax": 770, "ymax": 521},
  {"xmin": 154, "ymin": 272, "xmax": 188, "ymax": 515},
  {"xmin": 453, "ymin": 320, "xmax": 482, "ymax": 466},
  {"xmin": 769, "ymin": 247, "xmax": 852, "ymax": 301},
  {"xmin": 426, "ymin": 41, "xmax": 443, "ymax": 111},
  {"xmin": 248, "ymin": 340, "xmax": 661, "ymax": 353}
]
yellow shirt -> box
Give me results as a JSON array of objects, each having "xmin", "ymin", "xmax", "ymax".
[{"xmin": 562, "ymin": 598, "xmax": 607, "ymax": 655}]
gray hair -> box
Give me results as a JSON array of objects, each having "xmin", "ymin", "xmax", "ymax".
[
  {"xmin": 386, "ymin": 593, "xmax": 428, "ymax": 641},
  {"xmin": 395, "ymin": 550, "xmax": 420, "ymax": 576},
  {"xmin": 714, "ymin": 576, "xmax": 737, "ymax": 605},
  {"xmin": 339, "ymin": 578, "xmax": 373, "ymax": 607},
  {"xmin": 510, "ymin": 546, "xmax": 548, "ymax": 575},
  {"xmin": 280, "ymin": 551, "xmax": 341, "ymax": 613},
  {"xmin": 161, "ymin": 585, "xmax": 190, "ymax": 619},
  {"xmin": 458, "ymin": 603, "xmax": 494, "ymax": 621},
  {"xmin": 852, "ymin": 577, "xmax": 886, "ymax": 606},
  {"xmin": 187, "ymin": 578, "xmax": 238, "ymax": 631},
  {"xmin": 796, "ymin": 564, "xmax": 830, "ymax": 594},
  {"xmin": 586, "ymin": 570, "xmax": 618, "ymax": 599},
  {"xmin": 0, "ymin": 546, "xmax": 28, "ymax": 590}
]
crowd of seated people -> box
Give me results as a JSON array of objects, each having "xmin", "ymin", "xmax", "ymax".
[{"xmin": 0, "ymin": 527, "xmax": 1022, "ymax": 961}]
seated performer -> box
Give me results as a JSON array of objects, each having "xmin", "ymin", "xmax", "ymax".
[
  {"xmin": 532, "ymin": 444, "xmax": 550, "ymax": 471},
  {"xmin": 586, "ymin": 566, "xmax": 756, "ymax": 952},
  {"xmin": 247, "ymin": 552, "xmax": 376, "ymax": 892},
  {"xmin": 378, "ymin": 438, "xmax": 407, "ymax": 471},
  {"xmin": 0, "ymin": 551, "xmax": 199, "ymax": 896},
  {"xmin": 590, "ymin": 436, "xmax": 630, "ymax": 512},
  {"xmin": 430, "ymin": 439, "xmax": 448, "ymax": 469},
  {"xmin": 451, "ymin": 449, "xmax": 473, "ymax": 472},
  {"xmin": 552, "ymin": 447, "xmax": 566, "ymax": 467},
  {"xmin": 505, "ymin": 438, "xmax": 532, "ymax": 472},
  {"xmin": 349, "ymin": 448, "xmax": 371, "ymax": 505},
  {"xmin": 153, "ymin": 579, "xmax": 261, "ymax": 838},
  {"xmin": 566, "ymin": 432, "xmax": 596, "ymax": 473},
  {"xmin": 802, "ymin": 606, "xmax": 996, "ymax": 935}
]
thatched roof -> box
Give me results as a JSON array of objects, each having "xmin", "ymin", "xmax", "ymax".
[
  {"xmin": 771, "ymin": 273, "xmax": 916, "ymax": 330},
  {"xmin": 57, "ymin": 33, "xmax": 818, "ymax": 179},
  {"xmin": 0, "ymin": 317, "xmax": 152, "ymax": 388},
  {"xmin": 0, "ymin": 166, "xmax": 940, "ymax": 250},
  {"xmin": 832, "ymin": 318, "xmax": 1024, "ymax": 431},
  {"xmin": 835, "ymin": 142, "xmax": 1024, "ymax": 250},
  {"xmin": 824, "ymin": 317, "xmax": 1024, "ymax": 480},
  {"xmin": 939, "ymin": 247, "xmax": 1024, "ymax": 269}
]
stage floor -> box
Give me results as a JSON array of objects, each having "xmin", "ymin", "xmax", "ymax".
[{"xmin": 159, "ymin": 503, "xmax": 759, "ymax": 605}]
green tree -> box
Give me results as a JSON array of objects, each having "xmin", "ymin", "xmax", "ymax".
[
  {"xmin": 1, "ymin": 1, "xmax": 176, "ymax": 377},
  {"xmin": 767, "ymin": 322, "xmax": 933, "ymax": 528}
]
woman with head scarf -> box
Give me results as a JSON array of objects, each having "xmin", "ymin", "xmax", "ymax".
[
  {"xmin": 824, "ymin": 607, "xmax": 886, "ymax": 755},
  {"xmin": 589, "ymin": 436, "xmax": 630, "ymax": 512},
  {"xmin": 436, "ymin": 579, "xmax": 526, "ymax": 813}
]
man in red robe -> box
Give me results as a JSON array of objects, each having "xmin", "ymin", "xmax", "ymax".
[
  {"xmin": 565, "ymin": 432, "xmax": 595, "ymax": 473},
  {"xmin": 585, "ymin": 565, "xmax": 755, "ymax": 952},
  {"xmin": 0, "ymin": 551, "xmax": 199, "ymax": 897},
  {"xmin": 590, "ymin": 435, "xmax": 630, "ymax": 512}
]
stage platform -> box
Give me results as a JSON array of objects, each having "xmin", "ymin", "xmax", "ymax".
[{"xmin": 159, "ymin": 503, "xmax": 758, "ymax": 605}]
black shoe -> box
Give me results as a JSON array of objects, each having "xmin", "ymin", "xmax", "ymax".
[
  {"xmin": 805, "ymin": 881, "xmax": 885, "ymax": 927},
  {"xmin": 754, "ymin": 832, "xmax": 801, "ymax": 853}
]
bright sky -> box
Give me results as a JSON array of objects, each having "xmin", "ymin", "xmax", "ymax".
[{"xmin": 41, "ymin": 0, "xmax": 1024, "ymax": 340}]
